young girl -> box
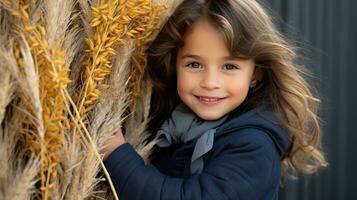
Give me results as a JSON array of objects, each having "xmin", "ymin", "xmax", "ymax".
[{"xmin": 102, "ymin": 0, "xmax": 327, "ymax": 199}]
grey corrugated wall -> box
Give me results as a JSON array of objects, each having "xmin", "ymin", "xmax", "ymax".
[{"xmin": 259, "ymin": 0, "xmax": 357, "ymax": 199}]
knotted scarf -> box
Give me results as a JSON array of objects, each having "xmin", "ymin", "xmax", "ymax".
[{"xmin": 156, "ymin": 103, "xmax": 227, "ymax": 174}]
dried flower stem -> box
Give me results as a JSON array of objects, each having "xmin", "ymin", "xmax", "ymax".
[
  {"xmin": 9, "ymin": 1, "xmax": 71, "ymax": 198},
  {"xmin": 128, "ymin": 1, "xmax": 167, "ymax": 108},
  {"xmin": 76, "ymin": 0, "xmax": 167, "ymax": 120},
  {"xmin": 62, "ymin": 89, "xmax": 119, "ymax": 200}
]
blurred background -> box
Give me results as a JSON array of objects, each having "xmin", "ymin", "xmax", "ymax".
[{"xmin": 260, "ymin": 0, "xmax": 357, "ymax": 199}]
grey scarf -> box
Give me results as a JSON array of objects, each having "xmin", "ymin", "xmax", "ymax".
[{"xmin": 156, "ymin": 103, "xmax": 227, "ymax": 174}]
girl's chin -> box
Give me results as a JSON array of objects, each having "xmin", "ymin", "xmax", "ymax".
[{"xmin": 194, "ymin": 109, "xmax": 226, "ymax": 121}]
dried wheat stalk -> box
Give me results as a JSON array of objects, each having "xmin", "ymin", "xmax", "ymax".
[{"xmin": 0, "ymin": 0, "xmax": 180, "ymax": 199}]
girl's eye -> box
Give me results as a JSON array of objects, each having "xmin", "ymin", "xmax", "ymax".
[
  {"xmin": 186, "ymin": 62, "xmax": 202, "ymax": 69},
  {"xmin": 223, "ymin": 64, "xmax": 239, "ymax": 70}
]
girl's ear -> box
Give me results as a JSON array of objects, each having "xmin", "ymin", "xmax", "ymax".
[{"xmin": 250, "ymin": 66, "xmax": 263, "ymax": 88}]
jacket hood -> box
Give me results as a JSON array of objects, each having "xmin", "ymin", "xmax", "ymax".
[{"xmin": 216, "ymin": 106, "xmax": 292, "ymax": 157}]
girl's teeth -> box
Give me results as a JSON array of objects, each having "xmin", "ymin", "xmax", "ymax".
[{"xmin": 200, "ymin": 97, "xmax": 220, "ymax": 102}]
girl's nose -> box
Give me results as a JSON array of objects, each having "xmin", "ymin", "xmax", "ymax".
[{"xmin": 199, "ymin": 69, "xmax": 221, "ymax": 90}]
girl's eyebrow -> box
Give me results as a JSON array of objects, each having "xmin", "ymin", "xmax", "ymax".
[
  {"xmin": 180, "ymin": 54, "xmax": 201, "ymax": 60},
  {"xmin": 181, "ymin": 54, "xmax": 237, "ymax": 61}
]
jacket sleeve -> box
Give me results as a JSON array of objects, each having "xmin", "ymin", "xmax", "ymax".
[{"xmin": 103, "ymin": 129, "xmax": 281, "ymax": 200}]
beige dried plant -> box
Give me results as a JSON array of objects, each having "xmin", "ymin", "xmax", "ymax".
[
  {"xmin": 0, "ymin": 0, "xmax": 179, "ymax": 199},
  {"xmin": 9, "ymin": 2, "xmax": 71, "ymax": 198},
  {"xmin": 0, "ymin": 32, "xmax": 40, "ymax": 200}
]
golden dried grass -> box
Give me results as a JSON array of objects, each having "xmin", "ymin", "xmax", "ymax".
[
  {"xmin": 5, "ymin": 1, "xmax": 71, "ymax": 198},
  {"xmin": 0, "ymin": 38, "xmax": 40, "ymax": 200},
  {"xmin": 0, "ymin": 0, "xmax": 176, "ymax": 199}
]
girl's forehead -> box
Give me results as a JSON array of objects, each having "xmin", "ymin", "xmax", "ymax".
[
  {"xmin": 180, "ymin": 18, "xmax": 231, "ymax": 56},
  {"xmin": 179, "ymin": 16, "xmax": 254, "ymax": 60},
  {"xmin": 185, "ymin": 18, "xmax": 219, "ymax": 37}
]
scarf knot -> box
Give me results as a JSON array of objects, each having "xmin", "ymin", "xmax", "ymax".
[{"xmin": 156, "ymin": 103, "xmax": 227, "ymax": 174}]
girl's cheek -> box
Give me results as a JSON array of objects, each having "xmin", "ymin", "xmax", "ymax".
[
  {"xmin": 177, "ymin": 70, "xmax": 198, "ymax": 98},
  {"xmin": 177, "ymin": 73, "xmax": 192, "ymax": 91}
]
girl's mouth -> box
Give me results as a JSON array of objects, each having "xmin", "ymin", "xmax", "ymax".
[{"xmin": 195, "ymin": 96, "xmax": 226, "ymax": 105}]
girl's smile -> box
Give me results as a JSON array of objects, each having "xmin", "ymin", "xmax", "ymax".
[
  {"xmin": 195, "ymin": 95, "xmax": 227, "ymax": 106},
  {"xmin": 176, "ymin": 17, "xmax": 257, "ymax": 120}
]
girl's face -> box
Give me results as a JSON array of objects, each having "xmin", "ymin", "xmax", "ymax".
[{"xmin": 176, "ymin": 18, "xmax": 256, "ymax": 120}]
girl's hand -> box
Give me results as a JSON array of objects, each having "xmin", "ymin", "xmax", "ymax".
[{"xmin": 101, "ymin": 129, "xmax": 126, "ymax": 160}]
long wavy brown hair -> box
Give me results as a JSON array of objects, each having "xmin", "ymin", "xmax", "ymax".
[{"xmin": 145, "ymin": 0, "xmax": 327, "ymax": 177}]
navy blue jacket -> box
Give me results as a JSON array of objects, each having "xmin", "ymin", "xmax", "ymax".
[{"xmin": 104, "ymin": 107, "xmax": 291, "ymax": 200}]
